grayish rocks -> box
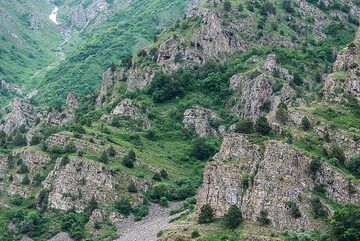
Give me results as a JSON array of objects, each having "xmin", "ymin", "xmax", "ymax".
[
  {"xmin": 183, "ymin": 107, "xmax": 222, "ymax": 138},
  {"xmin": 44, "ymin": 156, "xmax": 117, "ymax": 211},
  {"xmin": 198, "ymin": 134, "xmax": 359, "ymax": 231}
]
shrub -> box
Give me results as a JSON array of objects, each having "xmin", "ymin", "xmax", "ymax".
[
  {"xmin": 198, "ymin": 204, "xmax": 214, "ymax": 224},
  {"xmin": 331, "ymin": 204, "xmax": 360, "ymax": 241},
  {"xmin": 224, "ymin": 205, "xmax": 242, "ymax": 229},
  {"xmin": 99, "ymin": 151, "xmax": 109, "ymax": 164},
  {"xmin": 276, "ymin": 103, "xmax": 288, "ymax": 124},
  {"xmin": 330, "ymin": 144, "xmax": 346, "ymax": 164},
  {"xmin": 153, "ymin": 173, "xmax": 162, "ymax": 181},
  {"xmin": 257, "ymin": 210, "xmax": 271, "ymax": 225},
  {"xmin": 160, "ymin": 169, "xmax": 168, "ymax": 179},
  {"xmin": 122, "ymin": 150, "xmax": 136, "ymax": 168},
  {"xmin": 21, "ymin": 174, "xmax": 30, "ymax": 185},
  {"xmin": 108, "ymin": 146, "xmax": 116, "ymax": 157},
  {"xmin": 255, "ymin": 116, "xmax": 271, "ymax": 135},
  {"xmin": 346, "ymin": 155, "xmax": 360, "ymax": 176},
  {"xmin": 14, "ymin": 133, "xmax": 27, "ymax": 146},
  {"xmin": 191, "ymin": 230, "xmax": 200, "ymax": 238},
  {"xmin": 18, "ymin": 163, "xmax": 29, "ymax": 174},
  {"xmin": 223, "ymin": 0, "xmax": 232, "ymax": 11},
  {"xmin": 191, "ymin": 139, "xmax": 216, "ymax": 161},
  {"xmin": 235, "ymin": 118, "xmax": 253, "ymax": 134},
  {"xmin": 159, "ymin": 197, "xmax": 169, "ymax": 208},
  {"xmin": 310, "ymin": 198, "xmax": 328, "ymax": 218},
  {"xmin": 127, "ymin": 181, "xmax": 137, "ymax": 193},
  {"xmin": 285, "ymin": 201, "xmax": 301, "ymax": 219},
  {"xmin": 309, "ymin": 158, "xmax": 322, "ymax": 174},
  {"xmin": 114, "ymin": 197, "xmax": 132, "ymax": 216},
  {"xmin": 301, "ymin": 117, "xmax": 311, "ymax": 131}
]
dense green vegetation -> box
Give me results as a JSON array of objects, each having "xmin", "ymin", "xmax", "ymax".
[{"xmin": 35, "ymin": 0, "xmax": 190, "ymax": 105}]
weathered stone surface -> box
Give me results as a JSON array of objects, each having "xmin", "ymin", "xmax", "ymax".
[
  {"xmin": 231, "ymin": 54, "xmax": 296, "ymax": 121},
  {"xmin": 126, "ymin": 67, "xmax": 154, "ymax": 90},
  {"xmin": 113, "ymin": 98, "xmax": 144, "ymax": 120},
  {"xmin": 183, "ymin": 107, "xmax": 221, "ymax": 137},
  {"xmin": 47, "ymin": 92, "xmax": 80, "ymax": 126},
  {"xmin": 324, "ymin": 27, "xmax": 360, "ymax": 101},
  {"xmin": 12, "ymin": 147, "xmax": 50, "ymax": 171},
  {"xmin": 1, "ymin": 79, "xmax": 22, "ymax": 95},
  {"xmin": 48, "ymin": 232, "xmax": 74, "ymax": 241},
  {"xmin": 198, "ymin": 134, "xmax": 359, "ymax": 231},
  {"xmin": 44, "ymin": 156, "xmax": 117, "ymax": 211},
  {"xmin": 0, "ymin": 98, "xmax": 41, "ymax": 135},
  {"xmin": 96, "ymin": 68, "xmax": 116, "ymax": 108}
]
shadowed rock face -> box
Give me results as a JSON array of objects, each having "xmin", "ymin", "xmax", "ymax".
[{"xmin": 198, "ymin": 134, "xmax": 359, "ymax": 231}]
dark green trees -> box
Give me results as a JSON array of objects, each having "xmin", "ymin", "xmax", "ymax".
[
  {"xmin": 224, "ymin": 205, "xmax": 242, "ymax": 229},
  {"xmin": 198, "ymin": 204, "xmax": 214, "ymax": 224}
]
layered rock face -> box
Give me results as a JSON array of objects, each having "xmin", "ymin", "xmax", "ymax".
[
  {"xmin": 230, "ymin": 54, "xmax": 296, "ymax": 121},
  {"xmin": 126, "ymin": 67, "xmax": 154, "ymax": 90},
  {"xmin": 324, "ymin": 27, "xmax": 360, "ymax": 101},
  {"xmin": 47, "ymin": 92, "xmax": 80, "ymax": 126},
  {"xmin": 198, "ymin": 134, "xmax": 360, "ymax": 231},
  {"xmin": 183, "ymin": 107, "xmax": 223, "ymax": 137},
  {"xmin": 96, "ymin": 68, "xmax": 117, "ymax": 108},
  {"xmin": 44, "ymin": 156, "xmax": 116, "ymax": 211},
  {"xmin": 1, "ymin": 80, "xmax": 22, "ymax": 95},
  {"xmin": 0, "ymin": 98, "xmax": 41, "ymax": 135}
]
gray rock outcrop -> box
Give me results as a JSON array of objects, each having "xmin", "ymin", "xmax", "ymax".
[
  {"xmin": 44, "ymin": 156, "xmax": 117, "ymax": 211},
  {"xmin": 198, "ymin": 134, "xmax": 359, "ymax": 231},
  {"xmin": 183, "ymin": 107, "xmax": 222, "ymax": 137}
]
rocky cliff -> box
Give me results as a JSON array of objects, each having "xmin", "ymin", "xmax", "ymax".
[{"xmin": 198, "ymin": 134, "xmax": 359, "ymax": 231}]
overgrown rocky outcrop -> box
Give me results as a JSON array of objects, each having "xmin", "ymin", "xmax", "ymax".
[
  {"xmin": 43, "ymin": 156, "xmax": 117, "ymax": 211},
  {"xmin": 183, "ymin": 107, "xmax": 224, "ymax": 137},
  {"xmin": 47, "ymin": 92, "xmax": 80, "ymax": 126},
  {"xmin": 198, "ymin": 134, "xmax": 359, "ymax": 231},
  {"xmin": 324, "ymin": 27, "xmax": 360, "ymax": 101},
  {"xmin": 230, "ymin": 54, "xmax": 296, "ymax": 121},
  {"xmin": 0, "ymin": 98, "xmax": 41, "ymax": 135}
]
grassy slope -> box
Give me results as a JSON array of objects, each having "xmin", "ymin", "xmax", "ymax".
[{"xmin": 34, "ymin": 0, "xmax": 190, "ymax": 106}]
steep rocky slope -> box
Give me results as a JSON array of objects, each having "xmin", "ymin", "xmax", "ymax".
[{"xmin": 0, "ymin": 0, "xmax": 359, "ymax": 241}]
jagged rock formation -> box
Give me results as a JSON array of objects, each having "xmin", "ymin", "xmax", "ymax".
[
  {"xmin": 230, "ymin": 54, "xmax": 296, "ymax": 121},
  {"xmin": 183, "ymin": 107, "xmax": 223, "ymax": 137},
  {"xmin": 96, "ymin": 68, "xmax": 117, "ymax": 108},
  {"xmin": 126, "ymin": 67, "xmax": 154, "ymax": 90},
  {"xmin": 198, "ymin": 134, "xmax": 359, "ymax": 231},
  {"xmin": 1, "ymin": 80, "xmax": 22, "ymax": 95},
  {"xmin": 0, "ymin": 98, "xmax": 41, "ymax": 135},
  {"xmin": 47, "ymin": 92, "xmax": 80, "ymax": 126},
  {"xmin": 44, "ymin": 156, "xmax": 117, "ymax": 211},
  {"xmin": 324, "ymin": 27, "xmax": 360, "ymax": 101}
]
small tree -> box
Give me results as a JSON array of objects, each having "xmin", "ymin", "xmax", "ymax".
[
  {"xmin": 108, "ymin": 146, "xmax": 116, "ymax": 157},
  {"xmin": 99, "ymin": 151, "xmax": 109, "ymax": 164},
  {"xmin": 160, "ymin": 169, "xmax": 168, "ymax": 179},
  {"xmin": 223, "ymin": 0, "xmax": 232, "ymax": 11},
  {"xmin": 127, "ymin": 181, "xmax": 137, "ymax": 193},
  {"xmin": 255, "ymin": 116, "xmax": 271, "ymax": 135},
  {"xmin": 21, "ymin": 174, "xmax": 30, "ymax": 185},
  {"xmin": 309, "ymin": 158, "xmax": 322, "ymax": 174},
  {"xmin": 285, "ymin": 201, "xmax": 301, "ymax": 219},
  {"xmin": 276, "ymin": 104, "xmax": 288, "ymax": 124},
  {"xmin": 224, "ymin": 205, "xmax": 242, "ymax": 229},
  {"xmin": 257, "ymin": 210, "xmax": 271, "ymax": 225},
  {"xmin": 122, "ymin": 150, "xmax": 136, "ymax": 168},
  {"xmin": 331, "ymin": 144, "xmax": 346, "ymax": 164},
  {"xmin": 159, "ymin": 197, "xmax": 169, "ymax": 208},
  {"xmin": 198, "ymin": 204, "xmax": 214, "ymax": 224},
  {"xmin": 114, "ymin": 197, "xmax": 132, "ymax": 216},
  {"xmin": 346, "ymin": 155, "xmax": 360, "ymax": 176},
  {"xmin": 235, "ymin": 118, "xmax": 253, "ymax": 134},
  {"xmin": 301, "ymin": 116, "xmax": 311, "ymax": 131},
  {"xmin": 310, "ymin": 198, "xmax": 328, "ymax": 218},
  {"xmin": 152, "ymin": 173, "xmax": 162, "ymax": 181},
  {"xmin": 331, "ymin": 204, "xmax": 360, "ymax": 241}
]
